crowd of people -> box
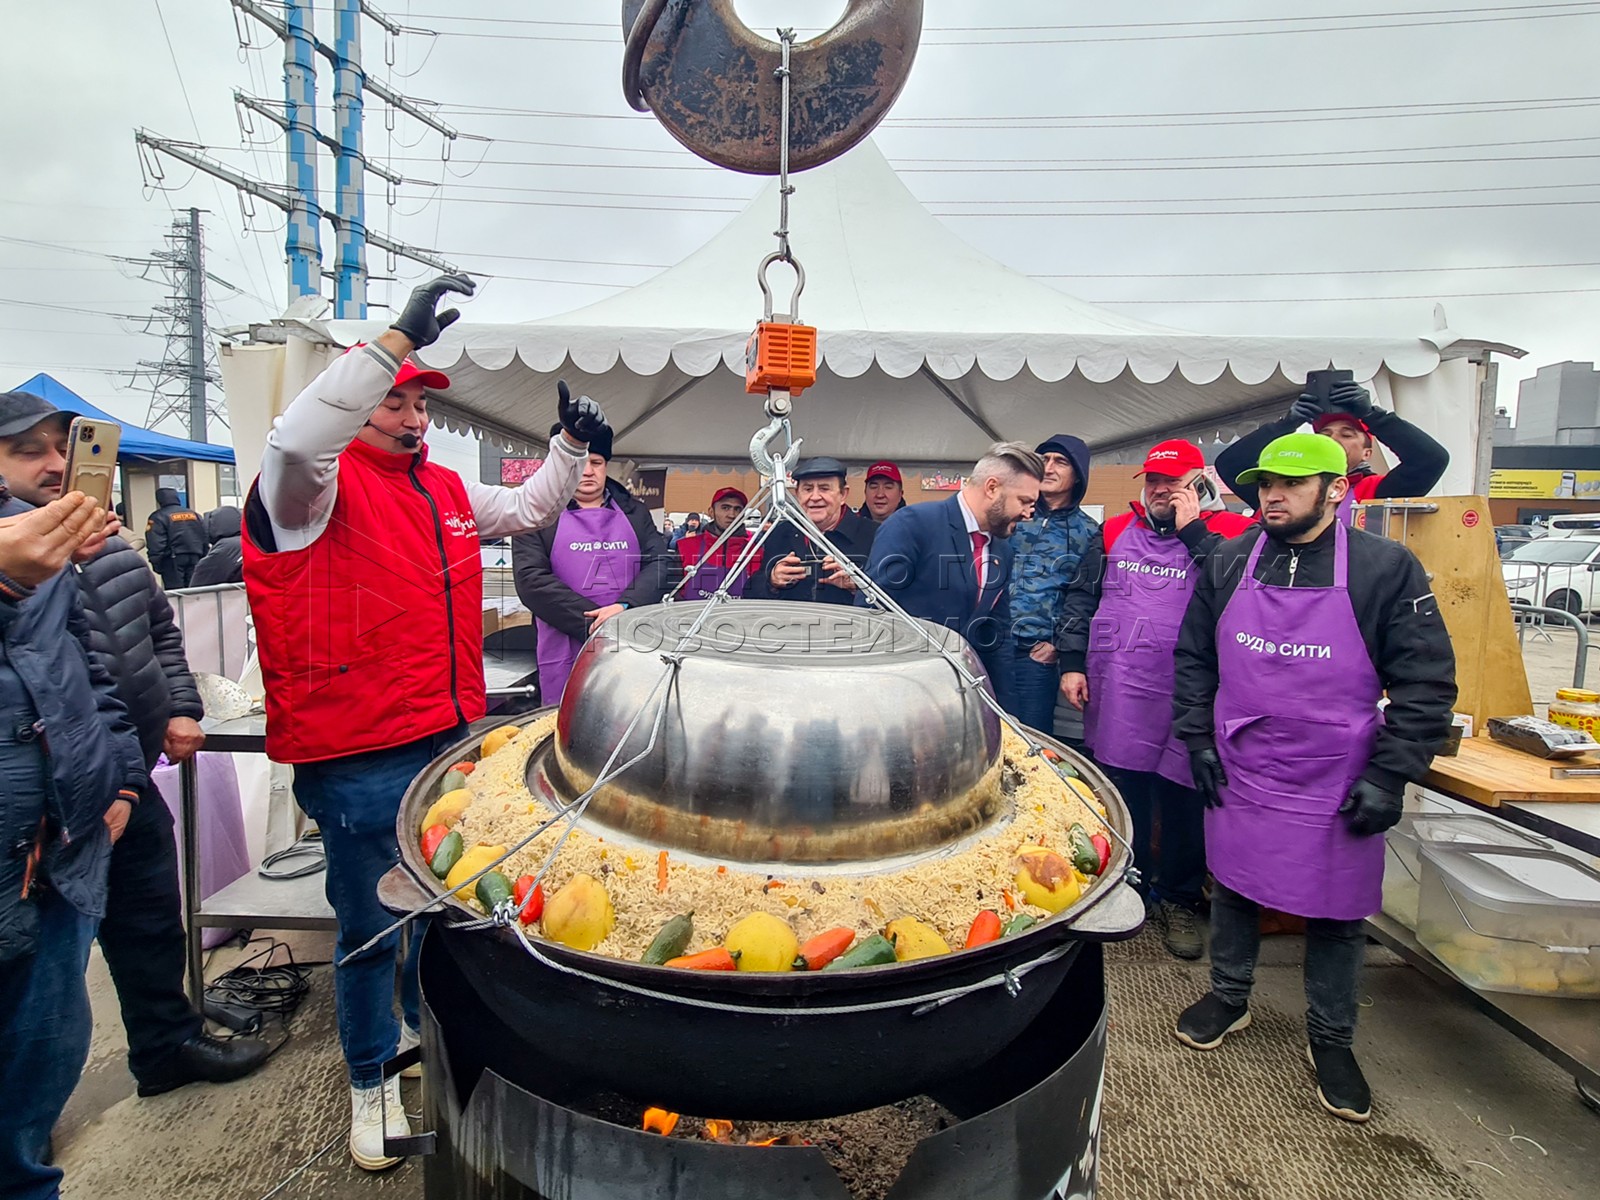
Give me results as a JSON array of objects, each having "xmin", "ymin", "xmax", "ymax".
[{"xmin": 1, "ymin": 275, "xmax": 1461, "ymax": 1196}]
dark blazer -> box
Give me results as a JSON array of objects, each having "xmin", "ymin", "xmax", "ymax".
[
  {"xmin": 861, "ymin": 495, "xmax": 1015, "ymax": 670},
  {"xmin": 746, "ymin": 508, "xmax": 878, "ymax": 605}
]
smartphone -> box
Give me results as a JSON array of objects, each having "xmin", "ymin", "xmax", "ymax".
[
  {"xmin": 1304, "ymin": 368, "xmax": 1354, "ymax": 411},
  {"xmin": 62, "ymin": 417, "xmax": 121, "ymax": 509}
]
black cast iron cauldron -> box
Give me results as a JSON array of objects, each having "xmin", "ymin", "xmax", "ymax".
[{"xmin": 383, "ymin": 710, "xmax": 1142, "ymax": 1121}]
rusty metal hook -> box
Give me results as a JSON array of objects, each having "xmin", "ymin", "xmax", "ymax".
[{"xmin": 621, "ymin": 0, "xmax": 924, "ymax": 175}]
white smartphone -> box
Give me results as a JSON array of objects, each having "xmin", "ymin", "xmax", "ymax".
[{"xmin": 62, "ymin": 417, "xmax": 121, "ymax": 509}]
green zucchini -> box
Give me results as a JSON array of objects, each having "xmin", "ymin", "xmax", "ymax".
[
  {"xmin": 430, "ymin": 830, "xmax": 463, "ymax": 879},
  {"xmin": 1003, "ymin": 913, "xmax": 1038, "ymax": 937},
  {"xmin": 642, "ymin": 913, "xmax": 695, "ymax": 965},
  {"xmin": 476, "ymin": 870, "xmax": 514, "ymax": 912},
  {"xmin": 1066, "ymin": 823, "xmax": 1100, "ymax": 876},
  {"xmin": 822, "ymin": 933, "xmax": 898, "ymax": 970}
]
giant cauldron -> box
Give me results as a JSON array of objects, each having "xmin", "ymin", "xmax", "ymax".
[{"xmin": 386, "ymin": 602, "xmax": 1142, "ymax": 1119}]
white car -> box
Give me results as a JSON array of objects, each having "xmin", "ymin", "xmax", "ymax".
[{"xmin": 1502, "ymin": 536, "xmax": 1600, "ymax": 615}]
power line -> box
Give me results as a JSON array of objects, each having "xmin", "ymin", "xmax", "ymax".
[{"xmin": 1097, "ymin": 288, "xmax": 1600, "ymax": 304}]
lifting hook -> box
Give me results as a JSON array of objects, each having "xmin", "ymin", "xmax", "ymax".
[{"xmin": 621, "ymin": 0, "xmax": 924, "ymax": 174}]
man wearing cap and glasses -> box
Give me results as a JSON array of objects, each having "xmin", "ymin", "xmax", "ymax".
[
  {"xmin": 857, "ymin": 461, "xmax": 907, "ymax": 523},
  {"xmin": 749, "ymin": 457, "xmax": 878, "ymax": 605},
  {"xmin": 1171, "ymin": 432, "xmax": 1456, "ymax": 1125},
  {"xmin": 243, "ymin": 275, "xmax": 605, "ymax": 1170},
  {"xmin": 1216, "ymin": 378, "xmax": 1449, "ymax": 525},
  {"xmin": 1056, "ymin": 439, "xmax": 1253, "ymax": 962}
]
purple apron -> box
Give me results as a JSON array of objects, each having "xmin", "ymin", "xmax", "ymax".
[
  {"xmin": 1208, "ymin": 522, "xmax": 1384, "ymax": 920},
  {"xmin": 536, "ymin": 502, "xmax": 640, "ymax": 703},
  {"xmin": 1083, "ymin": 520, "xmax": 1196, "ymax": 788}
]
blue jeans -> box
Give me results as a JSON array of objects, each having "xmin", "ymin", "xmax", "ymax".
[
  {"xmin": 1209, "ymin": 881, "xmax": 1367, "ymax": 1047},
  {"xmin": 1008, "ymin": 641, "xmax": 1061, "ymax": 731},
  {"xmin": 0, "ymin": 889, "xmax": 97, "ymax": 1200},
  {"xmin": 1105, "ymin": 767, "xmax": 1207, "ymax": 911},
  {"xmin": 293, "ymin": 723, "xmax": 465, "ymax": 1088}
]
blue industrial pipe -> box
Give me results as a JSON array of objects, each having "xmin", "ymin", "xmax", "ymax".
[
  {"xmin": 283, "ymin": 0, "xmax": 322, "ymax": 304},
  {"xmin": 332, "ymin": 0, "xmax": 367, "ymax": 318}
]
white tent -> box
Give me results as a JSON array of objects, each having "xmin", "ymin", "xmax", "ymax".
[{"xmin": 227, "ymin": 139, "xmax": 1517, "ymax": 491}]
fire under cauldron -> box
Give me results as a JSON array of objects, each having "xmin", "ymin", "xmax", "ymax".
[{"xmin": 383, "ymin": 603, "xmax": 1141, "ymax": 1195}]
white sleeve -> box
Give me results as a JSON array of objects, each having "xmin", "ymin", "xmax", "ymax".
[
  {"xmin": 256, "ymin": 342, "xmax": 402, "ymax": 552},
  {"xmin": 465, "ymin": 435, "xmax": 586, "ymax": 538}
]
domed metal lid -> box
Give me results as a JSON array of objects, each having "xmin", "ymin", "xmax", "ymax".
[{"xmin": 529, "ymin": 602, "xmax": 1004, "ymax": 863}]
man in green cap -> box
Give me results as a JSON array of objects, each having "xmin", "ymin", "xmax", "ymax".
[{"xmin": 1171, "ymin": 432, "xmax": 1457, "ymax": 1123}]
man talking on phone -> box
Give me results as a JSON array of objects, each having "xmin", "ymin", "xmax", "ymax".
[
  {"xmin": 1217, "ymin": 375, "xmax": 1449, "ymax": 523},
  {"xmin": 1056, "ymin": 439, "xmax": 1253, "ymax": 961},
  {"xmin": 748, "ymin": 457, "xmax": 878, "ymax": 605},
  {"xmin": 243, "ymin": 274, "xmax": 603, "ymax": 1170}
]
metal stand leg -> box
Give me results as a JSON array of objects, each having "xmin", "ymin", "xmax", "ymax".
[{"xmin": 181, "ymin": 754, "xmax": 204, "ymax": 1009}]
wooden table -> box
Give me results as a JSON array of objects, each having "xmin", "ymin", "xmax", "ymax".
[{"xmin": 1424, "ymin": 735, "xmax": 1600, "ymax": 857}]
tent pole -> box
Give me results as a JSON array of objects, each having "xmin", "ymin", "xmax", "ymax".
[{"xmin": 917, "ymin": 365, "xmax": 1001, "ymax": 442}]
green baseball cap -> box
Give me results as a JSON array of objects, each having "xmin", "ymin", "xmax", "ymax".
[{"xmin": 1236, "ymin": 432, "xmax": 1348, "ymax": 483}]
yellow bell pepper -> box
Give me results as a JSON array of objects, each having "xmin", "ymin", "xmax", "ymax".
[
  {"xmin": 420, "ymin": 788, "xmax": 473, "ymax": 834},
  {"xmin": 542, "ymin": 873, "xmax": 616, "ymax": 951},
  {"xmin": 723, "ymin": 912, "xmax": 799, "ymax": 972},
  {"xmin": 444, "ymin": 843, "xmax": 508, "ymax": 901},
  {"xmin": 884, "ymin": 917, "xmax": 951, "ymax": 961}
]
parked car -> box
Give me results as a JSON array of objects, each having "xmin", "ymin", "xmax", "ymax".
[
  {"xmin": 1496, "ymin": 524, "xmax": 1543, "ymax": 560},
  {"xmin": 1502, "ymin": 536, "xmax": 1600, "ymax": 615},
  {"xmin": 1541, "ymin": 514, "xmax": 1600, "ymax": 538}
]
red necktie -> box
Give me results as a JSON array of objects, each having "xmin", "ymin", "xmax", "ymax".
[{"xmin": 970, "ymin": 530, "xmax": 987, "ymax": 603}]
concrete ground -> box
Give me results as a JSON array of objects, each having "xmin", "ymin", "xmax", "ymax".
[{"xmin": 50, "ymin": 635, "xmax": 1600, "ymax": 1200}]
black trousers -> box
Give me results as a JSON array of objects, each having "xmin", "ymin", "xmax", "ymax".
[
  {"xmin": 159, "ymin": 555, "xmax": 201, "ymax": 591},
  {"xmin": 1103, "ymin": 766, "xmax": 1207, "ymax": 911},
  {"xmin": 96, "ymin": 788, "xmax": 203, "ymax": 1083}
]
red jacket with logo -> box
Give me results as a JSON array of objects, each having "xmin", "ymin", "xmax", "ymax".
[
  {"xmin": 1102, "ymin": 506, "xmax": 1256, "ymax": 551},
  {"xmin": 243, "ymin": 438, "xmax": 486, "ymax": 763}
]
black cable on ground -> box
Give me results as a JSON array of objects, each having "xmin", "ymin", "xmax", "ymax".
[
  {"xmin": 258, "ymin": 831, "xmax": 326, "ymax": 881},
  {"xmin": 202, "ymin": 936, "xmax": 315, "ymax": 1048}
]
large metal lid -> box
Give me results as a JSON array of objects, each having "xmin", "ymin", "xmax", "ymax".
[{"xmin": 530, "ymin": 602, "xmax": 1004, "ymax": 863}]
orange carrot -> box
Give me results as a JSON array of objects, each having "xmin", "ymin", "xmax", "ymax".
[
  {"xmin": 764, "ymin": 880, "xmax": 785, "ymax": 892},
  {"xmin": 964, "ymin": 910, "xmax": 1003, "ymax": 948},
  {"xmin": 657, "ymin": 850, "xmax": 669, "ymax": 893},
  {"xmin": 793, "ymin": 927, "xmax": 856, "ymax": 971},
  {"xmin": 716, "ymin": 865, "xmax": 728, "ymax": 876},
  {"xmin": 665, "ymin": 948, "xmax": 740, "ymax": 971},
  {"xmin": 1002, "ymin": 889, "xmax": 1017, "ymax": 912}
]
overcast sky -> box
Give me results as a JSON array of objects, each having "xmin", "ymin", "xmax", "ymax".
[{"xmin": 5, "ymin": 0, "xmax": 1596, "ymax": 479}]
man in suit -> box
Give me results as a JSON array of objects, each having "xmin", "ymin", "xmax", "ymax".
[{"xmin": 863, "ymin": 442, "xmax": 1043, "ymax": 710}]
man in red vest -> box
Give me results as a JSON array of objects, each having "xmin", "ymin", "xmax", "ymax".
[
  {"xmin": 674, "ymin": 486, "xmax": 761, "ymax": 599},
  {"xmin": 1056, "ymin": 439, "xmax": 1254, "ymax": 961},
  {"xmin": 242, "ymin": 275, "xmax": 604, "ymax": 1171}
]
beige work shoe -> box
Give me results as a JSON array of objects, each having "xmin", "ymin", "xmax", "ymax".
[{"xmin": 349, "ymin": 1077, "xmax": 411, "ymax": 1171}]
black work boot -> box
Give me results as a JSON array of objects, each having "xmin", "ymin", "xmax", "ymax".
[
  {"xmin": 1155, "ymin": 900, "xmax": 1205, "ymax": 961},
  {"xmin": 1174, "ymin": 992, "xmax": 1251, "ymax": 1051},
  {"xmin": 1306, "ymin": 1043, "xmax": 1372, "ymax": 1123},
  {"xmin": 137, "ymin": 1033, "xmax": 272, "ymax": 1097}
]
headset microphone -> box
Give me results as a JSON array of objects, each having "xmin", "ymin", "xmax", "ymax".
[{"xmin": 364, "ymin": 421, "xmax": 421, "ymax": 450}]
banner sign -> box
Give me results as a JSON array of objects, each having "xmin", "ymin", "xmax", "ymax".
[{"xmin": 1489, "ymin": 469, "xmax": 1600, "ymax": 500}]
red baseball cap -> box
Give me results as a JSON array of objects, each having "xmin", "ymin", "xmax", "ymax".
[
  {"xmin": 1312, "ymin": 412, "xmax": 1370, "ymax": 436},
  {"xmin": 1137, "ymin": 439, "xmax": 1205, "ymax": 477},
  {"xmin": 711, "ymin": 486, "xmax": 748, "ymax": 507},
  {"xmin": 349, "ymin": 343, "xmax": 450, "ymax": 391},
  {"xmin": 865, "ymin": 461, "xmax": 903, "ymax": 484}
]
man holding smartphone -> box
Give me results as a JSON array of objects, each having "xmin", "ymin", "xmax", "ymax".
[
  {"xmin": 1056, "ymin": 439, "xmax": 1254, "ymax": 961},
  {"xmin": 1217, "ymin": 375, "xmax": 1450, "ymax": 521},
  {"xmin": 748, "ymin": 457, "xmax": 878, "ymax": 605},
  {"xmin": 242, "ymin": 274, "xmax": 602, "ymax": 1170}
]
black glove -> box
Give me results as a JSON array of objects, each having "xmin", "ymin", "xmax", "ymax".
[
  {"xmin": 1338, "ymin": 778, "xmax": 1403, "ymax": 837},
  {"xmin": 1189, "ymin": 746, "xmax": 1228, "ymax": 809},
  {"xmin": 389, "ymin": 272, "xmax": 475, "ymax": 349},
  {"xmin": 1289, "ymin": 394, "xmax": 1323, "ymax": 424},
  {"xmin": 1328, "ymin": 381, "xmax": 1376, "ymax": 421},
  {"xmin": 556, "ymin": 380, "xmax": 606, "ymax": 443}
]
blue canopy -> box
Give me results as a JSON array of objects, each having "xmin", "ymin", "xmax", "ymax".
[{"xmin": 8, "ymin": 373, "xmax": 234, "ymax": 466}]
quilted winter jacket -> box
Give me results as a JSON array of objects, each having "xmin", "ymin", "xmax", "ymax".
[{"xmin": 75, "ymin": 535, "xmax": 205, "ymax": 769}]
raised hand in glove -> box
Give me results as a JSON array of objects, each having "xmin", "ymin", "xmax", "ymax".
[
  {"xmin": 1328, "ymin": 380, "xmax": 1376, "ymax": 421},
  {"xmin": 1189, "ymin": 746, "xmax": 1228, "ymax": 809},
  {"xmin": 557, "ymin": 379, "xmax": 606, "ymax": 443},
  {"xmin": 389, "ymin": 272, "xmax": 476, "ymax": 349},
  {"xmin": 1338, "ymin": 778, "xmax": 1403, "ymax": 836},
  {"xmin": 1288, "ymin": 394, "xmax": 1324, "ymax": 425}
]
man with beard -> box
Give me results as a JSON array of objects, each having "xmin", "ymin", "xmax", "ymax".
[
  {"xmin": 863, "ymin": 443, "xmax": 1042, "ymax": 710},
  {"xmin": 1057, "ymin": 439, "xmax": 1254, "ymax": 961},
  {"xmin": 675, "ymin": 487, "xmax": 761, "ymax": 600},
  {"xmin": 857, "ymin": 461, "xmax": 906, "ymax": 523},
  {"xmin": 749, "ymin": 457, "xmax": 877, "ymax": 605},
  {"xmin": 1171, "ymin": 433, "xmax": 1455, "ymax": 1124},
  {"xmin": 1217, "ymin": 379, "xmax": 1448, "ymax": 525}
]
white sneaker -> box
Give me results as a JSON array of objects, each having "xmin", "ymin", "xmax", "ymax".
[
  {"xmin": 348, "ymin": 1077, "xmax": 411, "ymax": 1171},
  {"xmin": 397, "ymin": 1023, "xmax": 423, "ymax": 1079}
]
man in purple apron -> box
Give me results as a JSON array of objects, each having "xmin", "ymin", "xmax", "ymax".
[
  {"xmin": 512, "ymin": 424, "xmax": 672, "ymax": 704},
  {"xmin": 1057, "ymin": 439, "xmax": 1254, "ymax": 961},
  {"xmin": 1172, "ymin": 432, "xmax": 1456, "ymax": 1123}
]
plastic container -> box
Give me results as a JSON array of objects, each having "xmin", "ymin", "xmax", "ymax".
[
  {"xmin": 1549, "ymin": 688, "xmax": 1600, "ymax": 739},
  {"xmin": 1381, "ymin": 813, "xmax": 1543, "ymax": 930},
  {"xmin": 1416, "ymin": 844, "xmax": 1600, "ymax": 998}
]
